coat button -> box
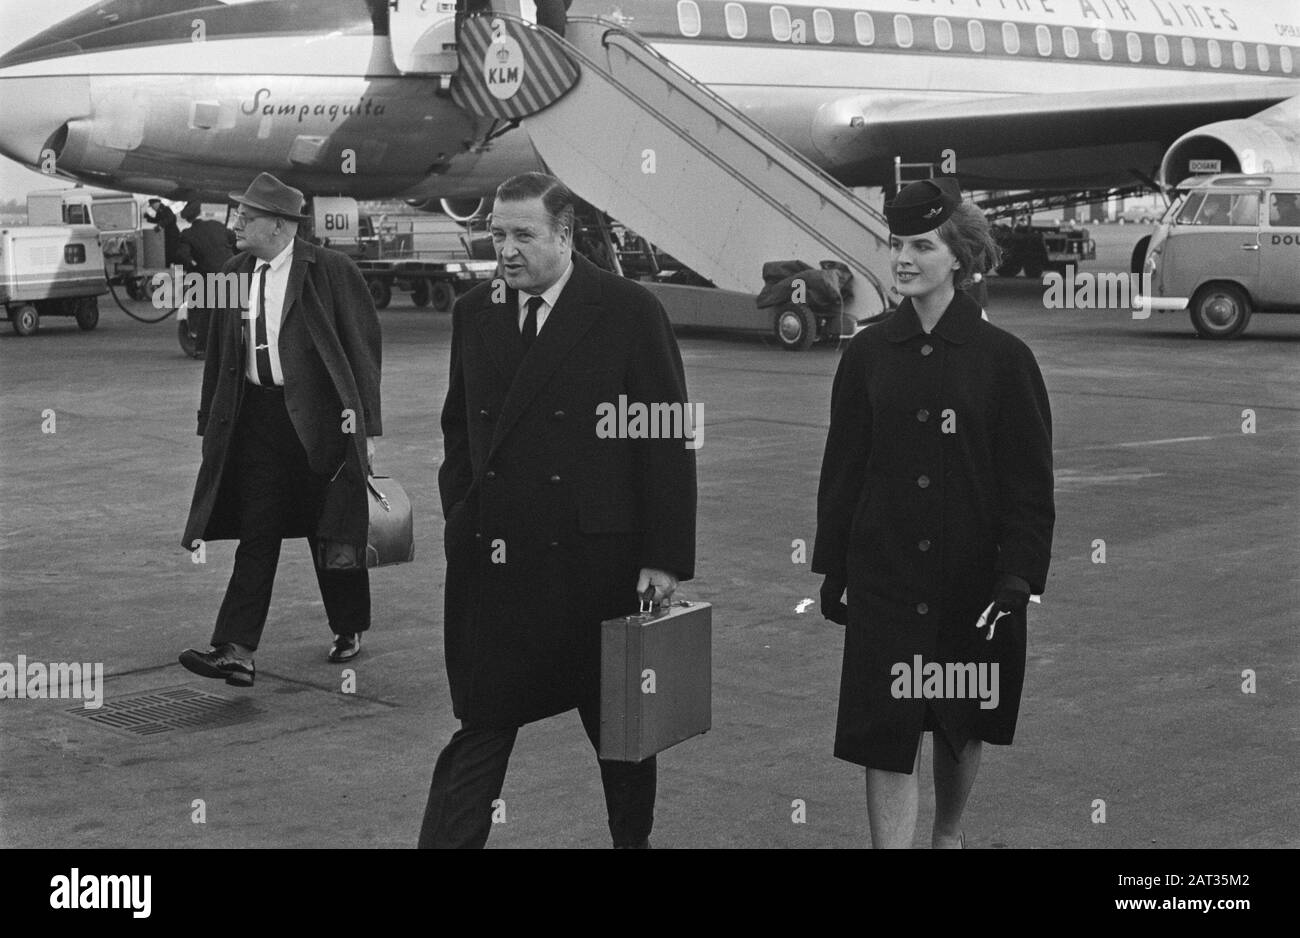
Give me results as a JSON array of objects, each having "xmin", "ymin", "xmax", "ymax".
[
  {"xmin": 916, "ymin": 603, "xmax": 929, "ymax": 615},
  {"xmin": 548, "ymin": 540, "xmax": 560, "ymax": 548},
  {"xmin": 918, "ymin": 539, "xmax": 931, "ymax": 552},
  {"xmin": 921, "ymin": 344, "xmax": 934, "ymax": 356},
  {"xmin": 552, "ymin": 409, "xmax": 566, "ymax": 420},
  {"xmin": 227, "ymin": 366, "xmax": 236, "ymax": 375},
  {"xmin": 485, "ymin": 470, "xmax": 497, "ymax": 480},
  {"xmin": 917, "ymin": 474, "xmax": 930, "ymax": 489},
  {"xmin": 474, "ymin": 532, "xmax": 482, "ymax": 540},
  {"xmin": 479, "ymin": 409, "xmax": 490, "ymax": 419},
  {"xmin": 549, "ymin": 474, "xmax": 562, "ymax": 484},
  {"xmin": 916, "ymin": 409, "xmax": 930, "ymax": 422}
]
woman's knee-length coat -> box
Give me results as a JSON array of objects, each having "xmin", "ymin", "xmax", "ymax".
[{"xmin": 812, "ymin": 290, "xmax": 1054, "ymax": 772}]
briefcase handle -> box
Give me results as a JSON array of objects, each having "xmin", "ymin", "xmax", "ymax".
[{"xmin": 639, "ymin": 586, "xmax": 657, "ymax": 615}]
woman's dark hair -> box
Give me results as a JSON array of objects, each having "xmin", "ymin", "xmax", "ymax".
[
  {"xmin": 934, "ymin": 201, "xmax": 1000, "ymax": 290},
  {"xmin": 494, "ymin": 172, "xmax": 576, "ymax": 236}
]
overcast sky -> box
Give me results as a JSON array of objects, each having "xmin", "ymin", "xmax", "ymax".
[{"xmin": 0, "ymin": 1, "xmax": 113, "ymax": 200}]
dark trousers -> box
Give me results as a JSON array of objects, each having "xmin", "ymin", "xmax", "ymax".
[
  {"xmin": 210, "ymin": 382, "xmax": 369, "ymax": 651},
  {"xmin": 418, "ymin": 701, "xmax": 656, "ymax": 848}
]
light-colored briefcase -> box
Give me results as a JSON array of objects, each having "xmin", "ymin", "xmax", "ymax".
[{"xmin": 599, "ymin": 597, "xmax": 712, "ymax": 762}]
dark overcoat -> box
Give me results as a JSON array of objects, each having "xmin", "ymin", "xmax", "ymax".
[
  {"xmin": 439, "ymin": 254, "xmax": 697, "ymax": 729},
  {"xmin": 181, "ymin": 238, "xmax": 383, "ymax": 552},
  {"xmin": 812, "ymin": 290, "xmax": 1054, "ymax": 772}
]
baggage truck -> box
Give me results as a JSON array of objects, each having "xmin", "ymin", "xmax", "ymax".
[{"xmin": 0, "ymin": 225, "xmax": 108, "ymax": 336}]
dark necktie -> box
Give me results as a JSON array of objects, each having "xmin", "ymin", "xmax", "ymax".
[
  {"xmin": 522, "ymin": 294, "xmax": 543, "ymax": 347},
  {"xmin": 253, "ymin": 263, "xmax": 275, "ymax": 386}
]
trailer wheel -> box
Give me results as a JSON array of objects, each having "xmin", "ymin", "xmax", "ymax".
[
  {"xmin": 411, "ymin": 280, "xmax": 430, "ymax": 307},
  {"xmin": 11, "ymin": 304, "xmax": 38, "ymax": 336},
  {"xmin": 775, "ymin": 306, "xmax": 816, "ymax": 351},
  {"xmin": 1190, "ymin": 282, "xmax": 1251, "ymax": 339},
  {"xmin": 431, "ymin": 280, "xmax": 456, "ymax": 312},
  {"xmin": 368, "ymin": 278, "xmax": 392, "ymax": 309},
  {"xmin": 1130, "ymin": 235, "xmax": 1151, "ymax": 276},
  {"xmin": 74, "ymin": 297, "xmax": 99, "ymax": 331},
  {"xmin": 178, "ymin": 320, "xmax": 200, "ymax": 358}
]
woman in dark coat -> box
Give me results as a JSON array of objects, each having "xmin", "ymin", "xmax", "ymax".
[{"xmin": 812, "ymin": 178, "xmax": 1054, "ymax": 848}]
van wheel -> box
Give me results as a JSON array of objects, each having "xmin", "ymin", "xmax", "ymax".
[
  {"xmin": 1130, "ymin": 235, "xmax": 1151, "ymax": 276},
  {"xmin": 11, "ymin": 304, "xmax": 38, "ymax": 336},
  {"xmin": 1190, "ymin": 283, "xmax": 1251, "ymax": 339},
  {"xmin": 368, "ymin": 278, "xmax": 392, "ymax": 309},
  {"xmin": 411, "ymin": 280, "xmax": 430, "ymax": 307},
  {"xmin": 431, "ymin": 280, "xmax": 456, "ymax": 312},
  {"xmin": 74, "ymin": 297, "xmax": 99, "ymax": 331},
  {"xmin": 775, "ymin": 306, "xmax": 816, "ymax": 351}
]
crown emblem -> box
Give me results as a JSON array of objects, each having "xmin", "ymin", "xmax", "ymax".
[{"xmin": 496, "ymin": 45, "xmax": 510, "ymax": 63}]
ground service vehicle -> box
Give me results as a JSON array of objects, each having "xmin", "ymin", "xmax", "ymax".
[
  {"xmin": 1137, "ymin": 173, "xmax": 1300, "ymax": 339},
  {"xmin": 0, "ymin": 225, "xmax": 107, "ymax": 336}
]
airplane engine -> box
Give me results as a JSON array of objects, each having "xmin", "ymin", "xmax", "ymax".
[
  {"xmin": 1160, "ymin": 98, "xmax": 1300, "ymax": 187},
  {"xmin": 438, "ymin": 197, "xmax": 492, "ymax": 223}
]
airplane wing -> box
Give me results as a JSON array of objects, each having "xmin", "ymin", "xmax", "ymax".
[{"xmin": 811, "ymin": 80, "xmax": 1300, "ymax": 189}]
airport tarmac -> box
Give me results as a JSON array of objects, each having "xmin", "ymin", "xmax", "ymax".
[{"xmin": 1, "ymin": 226, "xmax": 1296, "ymax": 848}]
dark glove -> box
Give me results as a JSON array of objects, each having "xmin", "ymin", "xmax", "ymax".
[
  {"xmin": 990, "ymin": 574, "xmax": 1031, "ymax": 616},
  {"xmin": 820, "ymin": 575, "xmax": 848, "ymax": 626}
]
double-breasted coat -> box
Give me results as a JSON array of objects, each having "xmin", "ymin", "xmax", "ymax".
[
  {"xmin": 181, "ymin": 238, "xmax": 383, "ymax": 553},
  {"xmin": 812, "ymin": 290, "xmax": 1054, "ymax": 772},
  {"xmin": 439, "ymin": 253, "xmax": 697, "ymax": 729}
]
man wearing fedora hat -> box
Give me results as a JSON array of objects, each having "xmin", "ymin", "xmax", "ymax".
[{"xmin": 180, "ymin": 172, "xmax": 383, "ymax": 685}]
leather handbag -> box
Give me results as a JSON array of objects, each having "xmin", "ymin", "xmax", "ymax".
[{"xmin": 317, "ymin": 474, "xmax": 415, "ymax": 570}]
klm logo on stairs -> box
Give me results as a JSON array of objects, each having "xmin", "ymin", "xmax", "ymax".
[{"xmin": 452, "ymin": 15, "xmax": 579, "ymax": 120}]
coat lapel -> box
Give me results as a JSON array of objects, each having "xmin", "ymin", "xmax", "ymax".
[
  {"xmin": 279, "ymin": 237, "xmax": 314, "ymax": 332},
  {"xmin": 489, "ymin": 254, "xmax": 604, "ymax": 456},
  {"xmin": 476, "ymin": 283, "xmax": 527, "ymax": 385}
]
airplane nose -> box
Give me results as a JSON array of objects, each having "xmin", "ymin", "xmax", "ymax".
[{"xmin": 0, "ymin": 74, "xmax": 92, "ymax": 169}]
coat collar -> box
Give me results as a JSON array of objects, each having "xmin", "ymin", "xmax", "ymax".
[
  {"xmin": 476, "ymin": 253, "xmax": 606, "ymax": 456},
  {"xmin": 883, "ymin": 289, "xmax": 982, "ymax": 344}
]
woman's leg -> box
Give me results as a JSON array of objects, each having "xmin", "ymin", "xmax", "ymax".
[
  {"xmin": 932, "ymin": 736, "xmax": 982, "ymax": 848},
  {"xmin": 865, "ymin": 738, "xmax": 923, "ymax": 848}
]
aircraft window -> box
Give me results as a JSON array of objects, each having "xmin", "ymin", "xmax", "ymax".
[
  {"xmin": 1155, "ymin": 35, "xmax": 1169, "ymax": 64},
  {"xmin": 854, "ymin": 12, "xmax": 875, "ymax": 45},
  {"xmin": 968, "ymin": 20, "xmax": 986, "ymax": 53},
  {"xmin": 771, "ymin": 6, "xmax": 791, "ymax": 42},
  {"xmin": 1281, "ymin": 46, "xmax": 1293, "ymax": 73},
  {"xmin": 1207, "ymin": 39, "xmax": 1221, "ymax": 67},
  {"xmin": 1093, "ymin": 28, "xmax": 1113, "ymax": 61},
  {"xmin": 1267, "ymin": 192, "xmax": 1300, "ymax": 227},
  {"xmin": 894, "ymin": 15, "xmax": 914, "ymax": 49},
  {"xmin": 935, "ymin": 17, "xmax": 953, "ymax": 51},
  {"xmin": 813, "ymin": 9, "xmax": 833, "ymax": 43},
  {"xmin": 1174, "ymin": 192, "xmax": 1205, "ymax": 224},
  {"xmin": 677, "ymin": 1, "xmax": 701, "ymax": 38},
  {"xmin": 1126, "ymin": 32, "xmax": 1141, "ymax": 62},
  {"xmin": 1036, "ymin": 24, "xmax": 1051, "ymax": 57},
  {"xmin": 1256, "ymin": 44, "xmax": 1269, "ymax": 71},
  {"xmin": 1002, "ymin": 22, "xmax": 1020, "ymax": 55},
  {"xmin": 724, "ymin": 3, "xmax": 746, "ymax": 39},
  {"xmin": 1181, "ymin": 36, "xmax": 1196, "ymax": 66},
  {"xmin": 1231, "ymin": 42, "xmax": 1246, "ymax": 70},
  {"xmin": 1063, "ymin": 26, "xmax": 1079, "ymax": 57}
]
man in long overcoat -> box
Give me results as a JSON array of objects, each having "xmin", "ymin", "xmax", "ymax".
[
  {"xmin": 418, "ymin": 173, "xmax": 697, "ymax": 849},
  {"xmin": 179, "ymin": 173, "xmax": 382, "ymax": 685}
]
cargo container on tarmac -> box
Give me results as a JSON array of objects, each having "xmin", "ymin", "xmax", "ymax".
[{"xmin": 0, "ymin": 225, "xmax": 108, "ymax": 336}]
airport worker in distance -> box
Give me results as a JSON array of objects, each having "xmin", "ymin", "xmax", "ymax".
[
  {"xmin": 419, "ymin": 172, "xmax": 697, "ymax": 849},
  {"xmin": 179, "ymin": 173, "xmax": 382, "ymax": 686},
  {"xmin": 176, "ymin": 200, "xmax": 237, "ymax": 358},
  {"xmin": 813, "ymin": 177, "xmax": 1055, "ymax": 848}
]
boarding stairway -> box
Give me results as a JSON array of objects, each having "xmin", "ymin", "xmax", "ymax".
[{"xmin": 448, "ymin": 13, "xmax": 892, "ymax": 326}]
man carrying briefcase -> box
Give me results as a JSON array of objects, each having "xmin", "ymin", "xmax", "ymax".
[
  {"xmin": 420, "ymin": 173, "xmax": 698, "ymax": 849},
  {"xmin": 179, "ymin": 173, "xmax": 382, "ymax": 685}
]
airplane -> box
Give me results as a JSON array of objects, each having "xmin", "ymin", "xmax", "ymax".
[{"xmin": 0, "ymin": 0, "xmax": 1297, "ymax": 338}]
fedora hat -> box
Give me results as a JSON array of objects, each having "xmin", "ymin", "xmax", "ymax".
[{"xmin": 228, "ymin": 172, "xmax": 309, "ymax": 221}]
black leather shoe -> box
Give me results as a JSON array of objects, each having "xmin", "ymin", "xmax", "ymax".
[
  {"xmin": 328, "ymin": 633, "xmax": 362, "ymax": 663},
  {"xmin": 179, "ymin": 644, "xmax": 254, "ymax": 687}
]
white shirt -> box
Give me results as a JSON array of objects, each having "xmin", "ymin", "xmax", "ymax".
[
  {"xmin": 246, "ymin": 239, "xmax": 294, "ymax": 385},
  {"xmin": 517, "ymin": 257, "xmax": 574, "ymax": 336}
]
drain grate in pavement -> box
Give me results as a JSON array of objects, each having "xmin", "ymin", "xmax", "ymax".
[{"xmin": 64, "ymin": 685, "xmax": 262, "ymax": 737}]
